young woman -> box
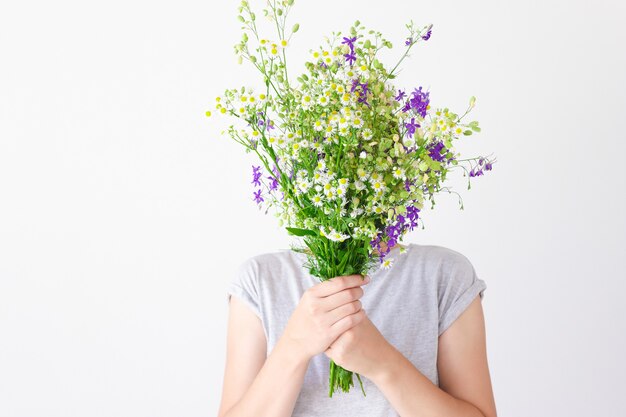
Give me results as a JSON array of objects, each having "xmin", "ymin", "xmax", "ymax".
[{"xmin": 217, "ymin": 242, "xmax": 497, "ymax": 417}]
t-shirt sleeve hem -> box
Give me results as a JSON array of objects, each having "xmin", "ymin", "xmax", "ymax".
[
  {"xmin": 226, "ymin": 282, "xmax": 262, "ymax": 320},
  {"xmin": 438, "ymin": 278, "xmax": 487, "ymax": 337}
]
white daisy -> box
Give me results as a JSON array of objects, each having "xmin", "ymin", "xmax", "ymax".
[
  {"xmin": 392, "ymin": 167, "xmax": 406, "ymax": 180},
  {"xmin": 361, "ymin": 128, "xmax": 373, "ymax": 141},
  {"xmin": 320, "ymin": 226, "xmax": 350, "ymax": 242},
  {"xmin": 380, "ymin": 258, "xmax": 394, "ymax": 270},
  {"xmin": 311, "ymin": 194, "xmax": 323, "ymax": 207}
]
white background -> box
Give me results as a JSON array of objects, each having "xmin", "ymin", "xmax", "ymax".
[{"xmin": 1, "ymin": 0, "xmax": 625, "ymax": 416}]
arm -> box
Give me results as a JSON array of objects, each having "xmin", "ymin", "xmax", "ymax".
[
  {"xmin": 325, "ymin": 295, "xmax": 497, "ymax": 417},
  {"xmin": 218, "ymin": 274, "xmax": 371, "ymax": 417},
  {"xmin": 217, "ymin": 296, "xmax": 309, "ymax": 417}
]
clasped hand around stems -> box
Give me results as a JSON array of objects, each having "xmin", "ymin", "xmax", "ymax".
[{"xmin": 282, "ymin": 274, "xmax": 370, "ymax": 363}]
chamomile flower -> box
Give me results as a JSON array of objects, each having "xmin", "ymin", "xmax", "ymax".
[
  {"xmin": 279, "ymin": 39, "xmax": 288, "ymax": 48},
  {"xmin": 296, "ymin": 179, "xmax": 311, "ymax": 193},
  {"xmin": 313, "ymin": 120, "xmax": 324, "ymax": 131},
  {"xmin": 312, "ymin": 171, "xmax": 325, "ymax": 184},
  {"xmin": 301, "ymin": 94, "xmax": 314, "ymax": 108},
  {"xmin": 337, "ymin": 178, "xmax": 349, "ymax": 188},
  {"xmin": 354, "ymin": 180, "xmax": 366, "ymax": 191},
  {"xmin": 453, "ymin": 125, "xmax": 464, "ymax": 136},
  {"xmin": 372, "ymin": 204, "xmax": 385, "ymax": 215},
  {"xmin": 361, "ymin": 128, "xmax": 373, "ymax": 140},
  {"xmin": 296, "ymin": 169, "xmax": 308, "ymax": 180},
  {"xmin": 352, "ymin": 118, "xmax": 363, "ymax": 129},
  {"xmin": 380, "ymin": 258, "xmax": 394, "ymax": 270},
  {"xmin": 310, "ymin": 50, "xmax": 322, "ymax": 62},
  {"xmin": 320, "ymin": 226, "xmax": 350, "ymax": 242},
  {"xmin": 392, "ymin": 167, "xmax": 406, "ymax": 180},
  {"xmin": 311, "ymin": 194, "xmax": 323, "ymax": 207},
  {"xmin": 317, "ymin": 95, "xmax": 330, "ymax": 106},
  {"xmin": 371, "ymin": 179, "xmax": 386, "ymax": 192}
]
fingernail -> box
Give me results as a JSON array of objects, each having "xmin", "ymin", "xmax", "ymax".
[{"xmin": 364, "ymin": 275, "xmax": 371, "ymax": 283}]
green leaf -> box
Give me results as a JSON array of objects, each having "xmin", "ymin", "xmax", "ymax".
[
  {"xmin": 285, "ymin": 227, "xmax": 318, "ymax": 237},
  {"xmin": 463, "ymin": 130, "xmax": 473, "ymax": 136}
]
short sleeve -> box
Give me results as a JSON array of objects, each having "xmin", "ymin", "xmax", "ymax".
[
  {"xmin": 226, "ymin": 258, "xmax": 261, "ymax": 319},
  {"xmin": 437, "ymin": 253, "xmax": 487, "ymax": 336}
]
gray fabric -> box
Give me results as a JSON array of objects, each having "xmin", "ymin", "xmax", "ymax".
[{"xmin": 225, "ymin": 243, "xmax": 487, "ymax": 416}]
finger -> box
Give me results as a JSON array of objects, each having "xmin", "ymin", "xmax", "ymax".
[
  {"xmin": 325, "ymin": 299, "xmax": 362, "ymax": 325},
  {"xmin": 314, "ymin": 274, "xmax": 370, "ymax": 297},
  {"xmin": 329, "ymin": 309, "xmax": 366, "ymax": 340},
  {"xmin": 320, "ymin": 286, "xmax": 364, "ymax": 312}
]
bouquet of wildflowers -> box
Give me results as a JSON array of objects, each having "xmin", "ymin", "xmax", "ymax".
[{"xmin": 208, "ymin": 0, "xmax": 496, "ymax": 397}]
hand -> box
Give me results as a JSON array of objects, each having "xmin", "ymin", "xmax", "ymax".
[
  {"xmin": 324, "ymin": 312, "xmax": 397, "ymax": 381},
  {"xmin": 281, "ymin": 274, "xmax": 370, "ymax": 362}
]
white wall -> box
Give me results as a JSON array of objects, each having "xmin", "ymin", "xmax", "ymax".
[{"xmin": 1, "ymin": 0, "xmax": 624, "ymax": 416}]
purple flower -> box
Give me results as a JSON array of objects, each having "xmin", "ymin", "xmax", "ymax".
[
  {"xmin": 469, "ymin": 158, "xmax": 495, "ymax": 177},
  {"xmin": 428, "ymin": 140, "xmax": 446, "ymax": 162},
  {"xmin": 404, "ymin": 118, "xmax": 420, "ymax": 138},
  {"xmin": 350, "ymin": 78, "xmax": 360, "ymax": 93},
  {"xmin": 370, "ymin": 204, "xmax": 421, "ymax": 264},
  {"xmin": 267, "ymin": 175, "xmax": 278, "ymax": 191},
  {"xmin": 408, "ymin": 87, "xmax": 430, "ymax": 118},
  {"xmin": 395, "ymin": 89, "xmax": 406, "ymax": 102},
  {"xmin": 350, "ymin": 79, "xmax": 370, "ymax": 106},
  {"xmin": 404, "ymin": 179, "xmax": 412, "ymax": 192},
  {"xmin": 341, "ymin": 36, "xmax": 357, "ymax": 50},
  {"xmin": 256, "ymin": 111, "xmax": 274, "ymax": 131},
  {"xmin": 422, "ymin": 29, "xmax": 432, "ymax": 41},
  {"xmin": 253, "ymin": 189, "xmax": 264, "ymax": 204},
  {"xmin": 344, "ymin": 52, "xmax": 357, "ymax": 66},
  {"xmin": 405, "ymin": 37, "xmax": 412, "ymax": 46},
  {"xmin": 251, "ymin": 165, "xmax": 262, "ymax": 187},
  {"xmin": 358, "ymin": 82, "xmax": 369, "ymax": 105},
  {"xmin": 342, "ymin": 36, "xmax": 358, "ymax": 67}
]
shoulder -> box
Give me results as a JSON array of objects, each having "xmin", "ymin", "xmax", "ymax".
[
  {"xmin": 407, "ymin": 243, "xmax": 475, "ymax": 274},
  {"xmin": 406, "ymin": 243, "xmax": 481, "ymax": 295},
  {"xmin": 235, "ymin": 248, "xmax": 299, "ymax": 275},
  {"xmin": 232, "ymin": 248, "xmax": 304, "ymax": 288}
]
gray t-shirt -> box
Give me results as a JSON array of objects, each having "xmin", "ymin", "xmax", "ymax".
[{"xmin": 225, "ymin": 242, "xmax": 487, "ymax": 417}]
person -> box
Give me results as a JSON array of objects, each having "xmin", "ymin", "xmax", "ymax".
[{"xmin": 217, "ymin": 242, "xmax": 497, "ymax": 417}]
